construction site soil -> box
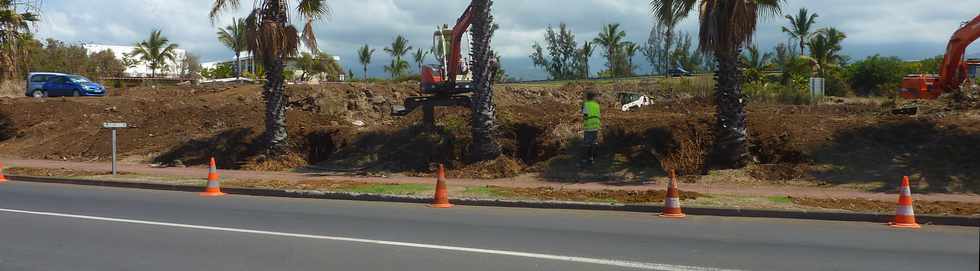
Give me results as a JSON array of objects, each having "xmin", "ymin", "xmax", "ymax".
[{"xmin": 1, "ymin": 80, "xmax": 978, "ymax": 195}]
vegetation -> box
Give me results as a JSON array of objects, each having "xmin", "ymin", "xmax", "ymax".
[
  {"xmin": 650, "ymin": 0, "xmax": 783, "ymax": 169},
  {"xmin": 293, "ymin": 51, "xmax": 342, "ymax": 81},
  {"xmin": 0, "ymin": 0, "xmax": 40, "ymax": 81},
  {"xmin": 781, "ymin": 8, "xmax": 819, "ymax": 55},
  {"xmin": 216, "ymin": 17, "xmax": 247, "ymax": 78},
  {"xmin": 130, "ymin": 29, "xmax": 180, "ymax": 77},
  {"xmin": 383, "ymin": 35, "xmax": 412, "ymax": 78},
  {"xmin": 529, "ymin": 23, "xmax": 580, "ymax": 80},
  {"xmin": 412, "ymin": 48, "xmax": 429, "ymax": 73},
  {"xmin": 649, "ymin": 0, "xmax": 693, "ymax": 76},
  {"xmin": 593, "ymin": 23, "xmax": 630, "ymax": 77},
  {"xmin": 357, "ymin": 44, "xmax": 374, "ymax": 80},
  {"xmin": 210, "ymin": 0, "xmax": 332, "ymax": 156}
]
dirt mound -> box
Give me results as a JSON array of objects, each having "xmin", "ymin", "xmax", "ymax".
[
  {"xmin": 790, "ymin": 197, "xmax": 980, "ymax": 216},
  {"xmin": 2, "ymin": 79, "xmax": 980, "ymax": 190}
]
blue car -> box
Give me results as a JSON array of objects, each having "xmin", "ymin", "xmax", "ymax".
[{"xmin": 25, "ymin": 72, "xmax": 106, "ymax": 97}]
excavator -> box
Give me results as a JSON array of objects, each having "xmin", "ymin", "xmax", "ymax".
[
  {"xmin": 391, "ymin": 0, "xmax": 496, "ymax": 127},
  {"xmin": 899, "ymin": 14, "xmax": 980, "ymax": 99}
]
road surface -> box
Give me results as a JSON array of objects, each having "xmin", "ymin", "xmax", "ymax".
[{"xmin": 0, "ymin": 181, "xmax": 976, "ymax": 271}]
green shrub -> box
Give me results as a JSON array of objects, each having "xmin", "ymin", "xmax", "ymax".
[{"xmin": 846, "ymin": 54, "xmax": 907, "ymax": 96}]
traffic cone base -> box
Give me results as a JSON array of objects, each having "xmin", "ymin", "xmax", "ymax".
[
  {"xmin": 201, "ymin": 157, "xmax": 225, "ymax": 197},
  {"xmin": 0, "ymin": 161, "xmax": 7, "ymax": 183},
  {"xmin": 430, "ymin": 164, "xmax": 453, "ymax": 208},
  {"xmin": 659, "ymin": 170, "xmax": 686, "ymax": 218},
  {"xmin": 659, "ymin": 213, "xmax": 686, "ymax": 218},
  {"xmin": 889, "ymin": 222, "xmax": 921, "ymax": 228}
]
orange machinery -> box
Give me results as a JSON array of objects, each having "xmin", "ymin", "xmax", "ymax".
[{"xmin": 900, "ymin": 14, "xmax": 980, "ymax": 99}]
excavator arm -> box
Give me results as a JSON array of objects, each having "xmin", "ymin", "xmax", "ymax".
[
  {"xmin": 901, "ymin": 14, "xmax": 980, "ymax": 99},
  {"xmin": 938, "ymin": 14, "xmax": 980, "ymax": 91}
]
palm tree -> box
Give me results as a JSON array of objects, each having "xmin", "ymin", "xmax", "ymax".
[
  {"xmin": 806, "ymin": 27, "xmax": 846, "ymax": 76},
  {"xmin": 781, "ymin": 8, "xmax": 818, "ymax": 55},
  {"xmin": 211, "ymin": 0, "xmax": 331, "ymax": 156},
  {"xmin": 217, "ymin": 17, "xmax": 247, "ymax": 78},
  {"xmin": 357, "ymin": 44, "xmax": 374, "ymax": 80},
  {"xmin": 593, "ymin": 23, "xmax": 627, "ymax": 77},
  {"xmin": 649, "ymin": 0, "xmax": 693, "ymax": 77},
  {"xmin": 578, "ymin": 41, "xmax": 594, "ymax": 78},
  {"xmin": 412, "ymin": 48, "xmax": 429, "ymax": 73},
  {"xmin": 0, "ymin": 0, "xmax": 40, "ymax": 81},
  {"xmin": 622, "ymin": 42, "xmax": 640, "ymax": 76},
  {"xmin": 384, "ymin": 35, "xmax": 412, "ymax": 78},
  {"xmin": 383, "ymin": 58, "xmax": 410, "ymax": 78},
  {"xmin": 130, "ymin": 29, "xmax": 179, "ymax": 78},
  {"xmin": 741, "ymin": 44, "xmax": 773, "ymax": 82},
  {"xmin": 651, "ymin": 0, "xmax": 784, "ymax": 168}
]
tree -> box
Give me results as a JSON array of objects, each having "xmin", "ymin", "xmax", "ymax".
[
  {"xmin": 578, "ymin": 41, "xmax": 594, "ymax": 78},
  {"xmin": 88, "ymin": 49, "xmax": 126, "ymax": 79},
  {"xmin": 593, "ymin": 23, "xmax": 628, "ymax": 77},
  {"xmin": 781, "ymin": 7, "xmax": 818, "ymax": 55},
  {"xmin": 622, "ymin": 42, "xmax": 639, "ymax": 76},
  {"xmin": 651, "ymin": 0, "xmax": 784, "ymax": 169},
  {"xmin": 130, "ymin": 29, "xmax": 179, "ymax": 77},
  {"xmin": 0, "ymin": 0, "xmax": 40, "ymax": 81},
  {"xmin": 467, "ymin": 0, "xmax": 501, "ymax": 161},
  {"xmin": 217, "ymin": 17, "xmax": 247, "ymax": 78},
  {"xmin": 357, "ymin": 44, "xmax": 374, "ymax": 79},
  {"xmin": 846, "ymin": 54, "xmax": 906, "ymax": 96},
  {"xmin": 806, "ymin": 27, "xmax": 846, "ymax": 76},
  {"xmin": 383, "ymin": 35, "xmax": 412, "ymax": 78},
  {"xmin": 529, "ymin": 23, "xmax": 579, "ymax": 80},
  {"xmin": 740, "ymin": 44, "xmax": 773, "ymax": 82},
  {"xmin": 178, "ymin": 53, "xmax": 202, "ymax": 80},
  {"xmin": 669, "ymin": 31, "xmax": 706, "ymax": 72},
  {"xmin": 211, "ymin": 0, "xmax": 331, "ymax": 156},
  {"xmin": 642, "ymin": 23, "xmax": 668, "ymax": 75},
  {"xmin": 650, "ymin": 0, "xmax": 693, "ymax": 78},
  {"xmin": 412, "ymin": 48, "xmax": 429, "ymax": 73}
]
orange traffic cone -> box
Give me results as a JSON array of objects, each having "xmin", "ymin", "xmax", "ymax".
[
  {"xmin": 430, "ymin": 164, "xmax": 453, "ymax": 208},
  {"xmin": 890, "ymin": 176, "xmax": 920, "ymax": 228},
  {"xmin": 0, "ymin": 161, "xmax": 7, "ymax": 183},
  {"xmin": 659, "ymin": 170, "xmax": 686, "ymax": 218},
  {"xmin": 200, "ymin": 157, "xmax": 225, "ymax": 196}
]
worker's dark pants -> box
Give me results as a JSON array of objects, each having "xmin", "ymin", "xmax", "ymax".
[{"xmin": 583, "ymin": 130, "xmax": 599, "ymax": 163}]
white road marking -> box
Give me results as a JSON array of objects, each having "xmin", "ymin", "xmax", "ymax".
[{"xmin": 0, "ymin": 208, "xmax": 740, "ymax": 271}]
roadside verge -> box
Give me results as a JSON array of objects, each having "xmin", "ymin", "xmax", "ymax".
[{"xmin": 6, "ymin": 174, "xmax": 977, "ymax": 227}]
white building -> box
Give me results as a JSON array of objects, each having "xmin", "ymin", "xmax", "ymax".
[{"xmin": 82, "ymin": 44, "xmax": 187, "ymax": 78}]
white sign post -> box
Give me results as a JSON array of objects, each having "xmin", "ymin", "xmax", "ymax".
[{"xmin": 102, "ymin": 122, "xmax": 128, "ymax": 175}]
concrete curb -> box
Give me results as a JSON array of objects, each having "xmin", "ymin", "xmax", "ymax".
[{"xmin": 7, "ymin": 175, "xmax": 978, "ymax": 227}]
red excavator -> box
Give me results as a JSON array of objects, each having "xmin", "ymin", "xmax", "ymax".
[
  {"xmin": 392, "ymin": 0, "xmax": 496, "ymax": 127},
  {"xmin": 900, "ymin": 14, "xmax": 980, "ymax": 99}
]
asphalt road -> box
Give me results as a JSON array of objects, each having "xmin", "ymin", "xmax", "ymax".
[{"xmin": 0, "ymin": 181, "xmax": 976, "ymax": 271}]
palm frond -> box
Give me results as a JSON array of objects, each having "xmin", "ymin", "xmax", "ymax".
[{"xmin": 209, "ymin": 0, "xmax": 240, "ymax": 23}]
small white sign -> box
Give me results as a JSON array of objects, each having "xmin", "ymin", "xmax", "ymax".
[{"xmin": 102, "ymin": 122, "xmax": 128, "ymax": 129}]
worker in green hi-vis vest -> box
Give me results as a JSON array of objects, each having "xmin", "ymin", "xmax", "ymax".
[{"xmin": 581, "ymin": 91, "xmax": 601, "ymax": 166}]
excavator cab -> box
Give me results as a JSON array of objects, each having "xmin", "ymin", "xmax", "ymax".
[{"xmin": 420, "ymin": 25, "xmax": 474, "ymax": 95}]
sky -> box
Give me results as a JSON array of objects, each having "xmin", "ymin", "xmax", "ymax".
[{"xmin": 34, "ymin": 0, "xmax": 980, "ymax": 80}]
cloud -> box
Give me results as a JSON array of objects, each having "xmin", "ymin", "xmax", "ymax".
[{"xmin": 33, "ymin": 0, "xmax": 980, "ymax": 80}]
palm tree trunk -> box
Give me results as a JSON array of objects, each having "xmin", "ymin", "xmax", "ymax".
[
  {"xmin": 363, "ymin": 64, "xmax": 368, "ymax": 80},
  {"xmin": 665, "ymin": 30, "xmax": 673, "ymax": 78},
  {"xmin": 711, "ymin": 49, "xmax": 750, "ymax": 169},
  {"xmin": 468, "ymin": 0, "xmax": 501, "ymax": 162},
  {"xmin": 235, "ymin": 52, "xmax": 241, "ymax": 79},
  {"xmin": 263, "ymin": 57, "xmax": 289, "ymax": 156}
]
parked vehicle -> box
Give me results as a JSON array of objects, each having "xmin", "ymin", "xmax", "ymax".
[
  {"xmin": 25, "ymin": 72, "xmax": 106, "ymax": 97},
  {"xmin": 667, "ymin": 68, "xmax": 692, "ymax": 77}
]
